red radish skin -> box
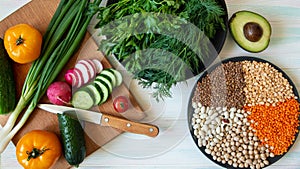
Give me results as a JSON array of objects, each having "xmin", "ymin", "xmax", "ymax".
[
  {"xmin": 77, "ymin": 61, "xmax": 91, "ymax": 79},
  {"xmin": 64, "ymin": 68, "xmax": 77, "ymax": 86},
  {"xmin": 47, "ymin": 82, "xmax": 72, "ymax": 106},
  {"xmin": 85, "ymin": 59, "xmax": 97, "ymax": 77},
  {"xmin": 87, "ymin": 60, "xmax": 97, "ymax": 72},
  {"xmin": 75, "ymin": 62, "xmax": 90, "ymax": 84},
  {"xmin": 78, "ymin": 60, "xmax": 96, "ymax": 80},
  {"xmin": 65, "ymin": 59, "xmax": 103, "ymax": 88},
  {"xmin": 74, "ymin": 68, "xmax": 84, "ymax": 88}
]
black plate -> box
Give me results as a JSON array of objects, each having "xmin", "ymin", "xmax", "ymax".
[
  {"xmin": 106, "ymin": 0, "xmax": 228, "ymax": 79},
  {"xmin": 187, "ymin": 56, "xmax": 300, "ymax": 169}
]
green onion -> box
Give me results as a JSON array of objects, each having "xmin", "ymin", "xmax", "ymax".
[{"xmin": 0, "ymin": 0, "xmax": 101, "ymax": 153}]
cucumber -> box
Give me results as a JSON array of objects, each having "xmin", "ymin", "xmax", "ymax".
[
  {"xmin": 101, "ymin": 69, "xmax": 117, "ymax": 87},
  {"xmin": 94, "ymin": 80, "xmax": 109, "ymax": 104},
  {"xmin": 0, "ymin": 38, "xmax": 16, "ymax": 114},
  {"xmin": 110, "ymin": 69, "xmax": 123, "ymax": 87},
  {"xmin": 95, "ymin": 74, "xmax": 113, "ymax": 93},
  {"xmin": 71, "ymin": 68, "xmax": 123, "ymax": 108},
  {"xmin": 72, "ymin": 88, "xmax": 94, "ymax": 109},
  {"xmin": 86, "ymin": 83, "xmax": 102, "ymax": 105},
  {"xmin": 57, "ymin": 112, "xmax": 86, "ymax": 167}
]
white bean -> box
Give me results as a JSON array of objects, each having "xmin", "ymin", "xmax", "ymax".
[
  {"xmin": 198, "ymin": 130, "xmax": 205, "ymax": 137},
  {"xmin": 197, "ymin": 139, "xmax": 202, "ymax": 147},
  {"xmin": 224, "ymin": 111, "xmax": 229, "ymax": 119},
  {"xmin": 215, "ymin": 117, "xmax": 221, "ymax": 124},
  {"xmin": 200, "ymin": 113, "xmax": 207, "ymax": 119},
  {"xmin": 193, "ymin": 124, "xmax": 200, "ymax": 130},
  {"xmin": 235, "ymin": 113, "xmax": 244, "ymax": 118},
  {"xmin": 230, "ymin": 107, "xmax": 236, "ymax": 112},
  {"xmin": 210, "ymin": 112, "xmax": 218, "ymax": 120},
  {"xmin": 210, "ymin": 141, "xmax": 216, "ymax": 147},
  {"xmin": 208, "ymin": 109, "xmax": 213, "ymax": 116},
  {"xmin": 216, "ymin": 135, "xmax": 222, "ymax": 140},
  {"xmin": 202, "ymin": 140, "xmax": 207, "ymax": 146},
  {"xmin": 205, "ymin": 148, "xmax": 211, "ymax": 154},
  {"xmin": 204, "ymin": 118, "xmax": 212, "ymax": 125},
  {"xmin": 233, "ymin": 116, "xmax": 240, "ymax": 123},
  {"xmin": 213, "ymin": 138, "xmax": 219, "ymax": 143},
  {"xmin": 193, "ymin": 113, "xmax": 199, "ymax": 118},
  {"xmin": 230, "ymin": 111, "xmax": 235, "ymax": 119},
  {"xmin": 216, "ymin": 126, "xmax": 221, "ymax": 134},
  {"xmin": 200, "ymin": 106, "xmax": 205, "ymax": 114},
  {"xmin": 202, "ymin": 125, "xmax": 208, "ymax": 132},
  {"xmin": 192, "ymin": 102, "xmax": 197, "ymax": 108}
]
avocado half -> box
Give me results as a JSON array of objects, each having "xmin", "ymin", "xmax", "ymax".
[{"xmin": 229, "ymin": 10, "xmax": 272, "ymax": 53}]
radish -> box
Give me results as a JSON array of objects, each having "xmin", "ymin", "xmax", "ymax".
[
  {"xmin": 47, "ymin": 81, "xmax": 72, "ymax": 106},
  {"xmin": 86, "ymin": 59, "xmax": 97, "ymax": 75},
  {"xmin": 78, "ymin": 60, "xmax": 96, "ymax": 80},
  {"xmin": 92, "ymin": 59, "xmax": 103, "ymax": 73},
  {"xmin": 64, "ymin": 59, "xmax": 104, "ymax": 88},
  {"xmin": 64, "ymin": 68, "xmax": 77, "ymax": 86},
  {"xmin": 75, "ymin": 62, "xmax": 90, "ymax": 84},
  {"xmin": 73, "ymin": 68, "xmax": 83, "ymax": 88}
]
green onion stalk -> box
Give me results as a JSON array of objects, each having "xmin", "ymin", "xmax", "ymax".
[{"xmin": 0, "ymin": 0, "xmax": 101, "ymax": 153}]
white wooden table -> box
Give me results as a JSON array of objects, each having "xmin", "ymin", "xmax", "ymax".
[{"xmin": 1, "ymin": 0, "xmax": 300, "ymax": 168}]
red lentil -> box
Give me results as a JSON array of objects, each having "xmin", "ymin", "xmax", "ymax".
[{"xmin": 244, "ymin": 99, "xmax": 300, "ymax": 155}]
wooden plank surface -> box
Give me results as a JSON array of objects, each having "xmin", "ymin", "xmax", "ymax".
[
  {"xmin": 0, "ymin": 0, "xmax": 145, "ymax": 168},
  {"xmin": 1, "ymin": 0, "xmax": 300, "ymax": 169}
]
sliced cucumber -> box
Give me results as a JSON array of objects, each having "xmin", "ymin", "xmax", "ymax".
[
  {"xmin": 86, "ymin": 84, "xmax": 102, "ymax": 105},
  {"xmin": 110, "ymin": 69, "xmax": 123, "ymax": 87},
  {"xmin": 72, "ymin": 88, "xmax": 94, "ymax": 109},
  {"xmin": 96, "ymin": 74, "xmax": 113, "ymax": 93},
  {"xmin": 94, "ymin": 80, "xmax": 109, "ymax": 104},
  {"xmin": 101, "ymin": 69, "xmax": 117, "ymax": 88}
]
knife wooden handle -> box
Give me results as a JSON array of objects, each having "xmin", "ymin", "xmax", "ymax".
[{"xmin": 101, "ymin": 114, "xmax": 159, "ymax": 137}]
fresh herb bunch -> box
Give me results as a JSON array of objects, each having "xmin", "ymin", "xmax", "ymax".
[
  {"xmin": 96, "ymin": 0, "xmax": 226, "ymax": 101},
  {"xmin": 96, "ymin": 0, "xmax": 186, "ymax": 28}
]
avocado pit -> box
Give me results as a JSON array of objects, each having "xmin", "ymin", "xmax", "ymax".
[
  {"xmin": 243, "ymin": 22, "xmax": 263, "ymax": 42},
  {"xmin": 229, "ymin": 10, "xmax": 272, "ymax": 53}
]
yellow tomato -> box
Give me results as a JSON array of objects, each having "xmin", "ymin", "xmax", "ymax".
[
  {"xmin": 4, "ymin": 23, "xmax": 42, "ymax": 64},
  {"xmin": 16, "ymin": 130, "xmax": 62, "ymax": 169}
]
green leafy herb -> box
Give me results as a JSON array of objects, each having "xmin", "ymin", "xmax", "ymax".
[{"xmin": 96, "ymin": 0, "xmax": 226, "ymax": 101}]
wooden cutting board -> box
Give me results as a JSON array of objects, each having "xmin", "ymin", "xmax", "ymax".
[{"xmin": 0, "ymin": 0, "xmax": 145, "ymax": 168}]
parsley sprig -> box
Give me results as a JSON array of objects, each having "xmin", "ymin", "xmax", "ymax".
[{"xmin": 96, "ymin": 0, "xmax": 225, "ymax": 101}]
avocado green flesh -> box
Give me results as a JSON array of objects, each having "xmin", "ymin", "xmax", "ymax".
[{"xmin": 229, "ymin": 11, "xmax": 272, "ymax": 53}]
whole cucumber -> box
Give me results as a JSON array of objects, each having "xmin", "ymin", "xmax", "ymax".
[
  {"xmin": 0, "ymin": 38, "xmax": 16, "ymax": 114},
  {"xmin": 57, "ymin": 112, "xmax": 86, "ymax": 167}
]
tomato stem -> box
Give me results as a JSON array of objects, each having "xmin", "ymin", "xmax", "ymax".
[
  {"xmin": 16, "ymin": 36, "xmax": 24, "ymax": 46},
  {"xmin": 26, "ymin": 147, "xmax": 49, "ymax": 161}
]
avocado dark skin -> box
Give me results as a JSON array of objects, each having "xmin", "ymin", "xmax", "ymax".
[{"xmin": 229, "ymin": 11, "xmax": 272, "ymax": 53}]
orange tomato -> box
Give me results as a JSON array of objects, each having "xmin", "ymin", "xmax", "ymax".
[
  {"xmin": 4, "ymin": 23, "xmax": 42, "ymax": 64},
  {"xmin": 16, "ymin": 130, "xmax": 62, "ymax": 169}
]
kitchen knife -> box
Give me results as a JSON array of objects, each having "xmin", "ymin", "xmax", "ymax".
[{"xmin": 37, "ymin": 104, "xmax": 159, "ymax": 137}]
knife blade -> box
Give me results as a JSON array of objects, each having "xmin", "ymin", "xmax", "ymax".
[{"xmin": 37, "ymin": 104, "xmax": 159, "ymax": 137}]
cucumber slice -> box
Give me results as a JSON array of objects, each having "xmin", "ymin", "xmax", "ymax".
[
  {"xmin": 72, "ymin": 88, "xmax": 94, "ymax": 109},
  {"xmin": 96, "ymin": 74, "xmax": 113, "ymax": 93},
  {"xmin": 101, "ymin": 69, "xmax": 117, "ymax": 88},
  {"xmin": 94, "ymin": 80, "xmax": 109, "ymax": 104},
  {"xmin": 86, "ymin": 84, "xmax": 102, "ymax": 105},
  {"xmin": 111, "ymin": 69, "xmax": 123, "ymax": 86}
]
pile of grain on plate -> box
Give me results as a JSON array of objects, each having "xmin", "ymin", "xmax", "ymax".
[{"xmin": 191, "ymin": 60, "xmax": 300, "ymax": 169}]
